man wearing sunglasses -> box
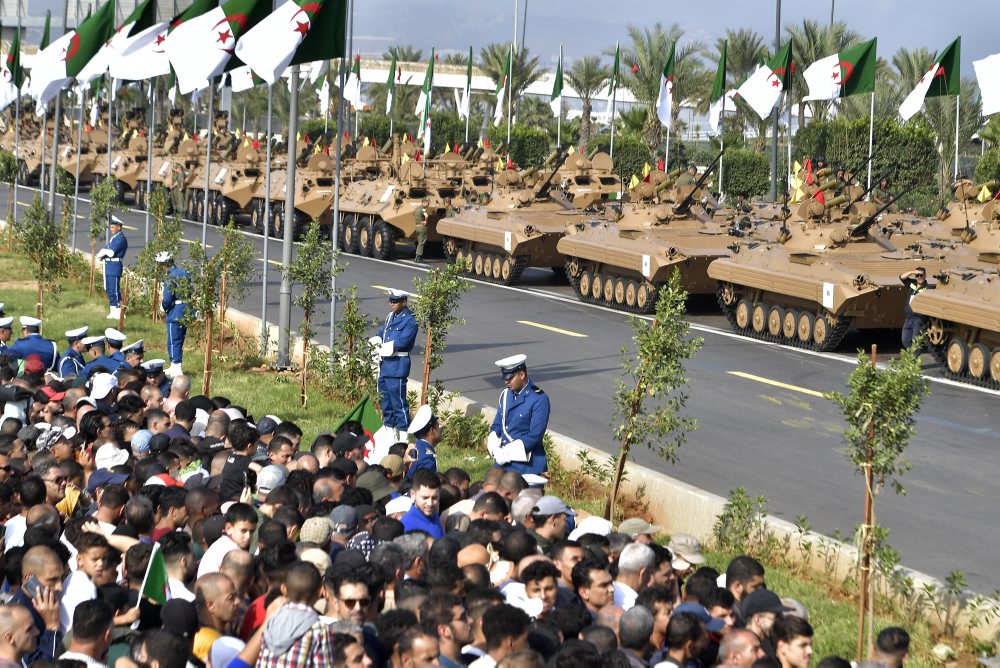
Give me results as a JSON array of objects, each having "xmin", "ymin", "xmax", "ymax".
[{"xmin": 900, "ymin": 268, "xmax": 933, "ymax": 350}]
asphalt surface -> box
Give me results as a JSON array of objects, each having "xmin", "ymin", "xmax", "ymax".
[{"xmin": 6, "ymin": 182, "xmax": 1000, "ymax": 592}]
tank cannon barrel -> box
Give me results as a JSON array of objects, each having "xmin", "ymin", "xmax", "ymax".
[
  {"xmin": 851, "ymin": 181, "xmax": 915, "ymax": 238},
  {"xmin": 975, "ymin": 180, "xmax": 997, "ymax": 191},
  {"xmin": 673, "ymin": 149, "xmax": 724, "ymax": 214},
  {"xmin": 815, "ymin": 167, "xmax": 833, "ymax": 178},
  {"xmin": 667, "ymin": 166, "xmax": 684, "ymax": 178},
  {"xmin": 825, "ymin": 195, "xmax": 848, "ymax": 209}
]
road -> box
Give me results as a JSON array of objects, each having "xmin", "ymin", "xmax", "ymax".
[{"xmin": 6, "ymin": 183, "xmax": 1000, "ymax": 592}]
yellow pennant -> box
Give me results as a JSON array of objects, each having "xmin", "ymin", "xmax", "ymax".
[
  {"xmin": 642, "ymin": 163, "xmax": 651, "ymax": 177},
  {"xmin": 477, "ymin": 137, "xmax": 484, "ymax": 149},
  {"xmin": 313, "ymin": 141, "xmax": 322, "ymax": 154},
  {"xmin": 628, "ymin": 174, "xmax": 640, "ymax": 189},
  {"xmin": 495, "ymin": 157, "xmax": 504, "ymax": 171},
  {"xmin": 296, "ymin": 130, "xmax": 302, "ymax": 141},
  {"xmin": 183, "ymin": 132, "xmax": 190, "ymax": 142},
  {"xmin": 401, "ymin": 153, "xmax": 410, "ymax": 165},
  {"xmin": 243, "ymin": 137, "xmax": 250, "ymax": 147},
  {"xmin": 362, "ymin": 136, "xmax": 370, "ymax": 147},
  {"xmin": 978, "ymin": 185, "xmax": 992, "ymax": 203},
  {"xmin": 793, "ymin": 160, "xmax": 802, "ymax": 175},
  {"xmin": 567, "ymin": 145, "xmax": 576, "ymax": 155},
  {"xmin": 791, "ymin": 187, "xmax": 805, "ymax": 204}
]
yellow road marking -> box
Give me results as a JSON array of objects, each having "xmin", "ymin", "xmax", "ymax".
[
  {"xmin": 258, "ymin": 257, "xmax": 283, "ymax": 267},
  {"xmin": 517, "ymin": 320, "xmax": 587, "ymax": 338},
  {"xmin": 122, "ymin": 225, "xmax": 139, "ymax": 231},
  {"xmin": 727, "ymin": 371, "xmax": 825, "ymax": 398},
  {"xmin": 179, "ymin": 238, "xmax": 212, "ymax": 248},
  {"xmin": 371, "ymin": 284, "xmax": 420, "ymax": 299}
]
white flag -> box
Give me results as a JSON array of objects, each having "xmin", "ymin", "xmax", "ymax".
[
  {"xmin": 27, "ymin": 31, "xmax": 76, "ymax": 110},
  {"xmin": 163, "ymin": 7, "xmax": 237, "ymax": 94},
  {"xmin": 110, "ymin": 22, "xmax": 171, "ymax": 81},
  {"xmin": 974, "ymin": 53, "xmax": 1000, "ymax": 117},
  {"xmin": 802, "ymin": 54, "xmax": 842, "ymax": 102},
  {"xmin": 736, "ymin": 64, "xmax": 784, "ymax": 120}
]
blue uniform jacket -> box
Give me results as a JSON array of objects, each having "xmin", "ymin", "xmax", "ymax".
[
  {"xmin": 7, "ymin": 334, "xmax": 60, "ymax": 371},
  {"xmin": 58, "ymin": 347, "xmax": 86, "ymax": 378},
  {"xmin": 103, "ymin": 231, "xmax": 128, "ymax": 276},
  {"xmin": 377, "ymin": 307, "xmax": 418, "ymax": 378},
  {"xmin": 163, "ymin": 266, "xmax": 191, "ymax": 322},
  {"xmin": 407, "ymin": 439, "xmax": 438, "ymax": 478},
  {"xmin": 490, "ymin": 378, "xmax": 551, "ymax": 475},
  {"xmin": 110, "ymin": 351, "xmax": 127, "ymax": 366},
  {"xmin": 83, "ymin": 355, "xmax": 121, "ymax": 376}
]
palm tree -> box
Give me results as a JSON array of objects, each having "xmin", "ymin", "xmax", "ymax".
[
  {"xmin": 784, "ymin": 20, "xmax": 863, "ymax": 126},
  {"xmin": 565, "ymin": 55, "xmax": 609, "ymax": 146},
  {"xmin": 518, "ymin": 97, "xmax": 556, "ymax": 131},
  {"xmin": 366, "ymin": 45, "xmax": 424, "ymax": 131},
  {"xmin": 479, "ymin": 42, "xmax": 543, "ymax": 128},
  {"xmin": 617, "ymin": 22, "xmax": 709, "ymax": 155},
  {"xmin": 710, "ymin": 29, "xmax": 769, "ymax": 150}
]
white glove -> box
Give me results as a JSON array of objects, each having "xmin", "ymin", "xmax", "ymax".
[{"xmin": 96, "ymin": 249, "xmax": 112, "ymax": 259}]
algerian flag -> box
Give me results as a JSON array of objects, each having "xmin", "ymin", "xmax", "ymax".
[
  {"xmin": 342, "ymin": 54, "xmax": 363, "ymax": 110},
  {"xmin": 138, "ymin": 542, "xmax": 169, "ymax": 606},
  {"xmin": 414, "ymin": 48, "xmax": 434, "ymax": 119},
  {"xmin": 736, "ymin": 40, "xmax": 793, "ymax": 120},
  {"xmin": 231, "ymin": 66, "xmax": 264, "ymax": 92},
  {"xmin": 0, "ymin": 21, "xmax": 25, "ymax": 112},
  {"xmin": 655, "ymin": 42, "xmax": 676, "ymax": 127},
  {"xmin": 550, "ymin": 47, "xmax": 563, "ymax": 117},
  {"xmin": 78, "ymin": 0, "xmax": 159, "ymax": 85},
  {"xmin": 493, "ymin": 45, "xmax": 510, "ymax": 126},
  {"xmin": 803, "ymin": 38, "xmax": 877, "ymax": 102},
  {"xmin": 385, "ymin": 51, "xmax": 397, "ymax": 115},
  {"xmin": 973, "ymin": 53, "xmax": 1000, "ymax": 117},
  {"xmin": 708, "ymin": 40, "xmax": 728, "ymax": 134},
  {"xmin": 28, "ymin": 0, "xmax": 116, "ymax": 109},
  {"xmin": 459, "ymin": 46, "xmax": 473, "ymax": 120},
  {"xmin": 605, "ymin": 42, "xmax": 620, "ymax": 117},
  {"xmin": 318, "ymin": 66, "xmax": 331, "ymax": 115},
  {"xmin": 235, "ymin": 0, "xmax": 328, "ymax": 86},
  {"xmin": 165, "ymin": 0, "xmax": 265, "ymax": 94},
  {"xmin": 114, "ymin": 0, "xmax": 211, "ymax": 83},
  {"xmin": 899, "ymin": 37, "xmax": 961, "ymax": 122}
]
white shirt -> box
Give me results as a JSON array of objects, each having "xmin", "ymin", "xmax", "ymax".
[
  {"xmin": 169, "ymin": 577, "xmax": 196, "ymax": 602},
  {"xmin": 59, "ymin": 651, "xmax": 106, "ymax": 668},
  {"xmin": 613, "ymin": 581, "xmax": 638, "ymax": 610},
  {"xmin": 60, "ymin": 571, "xmax": 98, "ymax": 632},
  {"xmin": 197, "ymin": 534, "xmax": 240, "ymax": 579},
  {"xmin": 469, "ymin": 656, "xmax": 497, "ymax": 668},
  {"xmin": 97, "ymin": 520, "xmax": 118, "ymax": 536},
  {"xmin": 3, "ymin": 515, "xmax": 25, "ymax": 552}
]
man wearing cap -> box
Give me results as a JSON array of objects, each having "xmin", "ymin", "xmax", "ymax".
[
  {"xmin": 95, "ymin": 216, "xmax": 128, "ymax": 320},
  {"xmin": 81, "ymin": 337, "xmax": 120, "ymax": 376},
  {"xmin": 528, "ymin": 495, "xmax": 575, "ymax": 552},
  {"xmin": 0, "ymin": 316, "xmax": 13, "ymax": 354},
  {"xmin": 58, "ymin": 327, "xmax": 89, "ymax": 379},
  {"xmin": 104, "ymin": 328, "xmax": 128, "ymax": 366},
  {"xmin": 121, "ymin": 339, "xmax": 145, "ymax": 368},
  {"xmin": 619, "ymin": 517, "xmax": 661, "ymax": 545},
  {"xmin": 406, "ymin": 404, "xmax": 440, "ymax": 477},
  {"xmin": 375, "ymin": 289, "xmax": 418, "ymax": 435},
  {"xmin": 488, "ymin": 354, "xmax": 550, "ymax": 475},
  {"xmin": 6, "ymin": 317, "xmax": 60, "ymax": 372},
  {"xmin": 414, "ymin": 197, "xmax": 430, "ymax": 263},
  {"xmin": 158, "ymin": 252, "xmax": 191, "ymax": 379},
  {"xmin": 741, "ymin": 589, "xmax": 793, "ymax": 658}
]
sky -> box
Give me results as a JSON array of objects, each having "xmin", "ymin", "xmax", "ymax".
[{"xmin": 20, "ymin": 0, "xmax": 993, "ymax": 81}]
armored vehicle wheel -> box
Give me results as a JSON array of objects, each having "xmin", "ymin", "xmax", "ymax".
[
  {"xmin": 472, "ymin": 252, "xmax": 485, "ymax": 276},
  {"xmin": 207, "ymin": 192, "xmax": 218, "ymax": 225},
  {"xmin": 625, "ymin": 280, "xmax": 638, "ymax": 309},
  {"xmin": 196, "ymin": 190, "xmax": 206, "ymax": 221},
  {"xmin": 991, "ymin": 349, "xmax": 1000, "ymax": 383},
  {"xmin": 925, "ymin": 318, "xmax": 947, "ymax": 346},
  {"xmin": 372, "ymin": 221, "xmax": 395, "ymax": 260},
  {"xmin": 482, "ymin": 255, "xmax": 494, "ymax": 279},
  {"xmin": 442, "ymin": 237, "xmax": 458, "ymax": 258},
  {"xmin": 590, "ymin": 273, "xmax": 604, "ymax": 301},
  {"xmin": 602, "ymin": 276, "xmax": 614, "ymax": 303},
  {"xmin": 782, "ymin": 309, "xmax": 798, "ymax": 339},
  {"xmin": 719, "ymin": 282, "xmax": 738, "ymax": 307},
  {"xmin": 115, "ymin": 179, "xmax": 127, "ymax": 203},
  {"xmin": 767, "ymin": 306, "xmax": 784, "ymax": 337},
  {"xmin": 613, "ymin": 278, "xmax": 626, "ymax": 306},
  {"xmin": 491, "ymin": 256, "xmax": 502, "ymax": 281},
  {"xmin": 812, "ymin": 317, "xmax": 830, "ymax": 348},
  {"xmin": 796, "ymin": 312, "xmax": 814, "ymax": 343},
  {"xmin": 184, "ymin": 191, "xmax": 195, "ymax": 219},
  {"xmin": 341, "ymin": 216, "xmax": 359, "ymax": 253},
  {"xmin": 969, "ymin": 343, "xmax": 990, "ymax": 379},
  {"xmin": 217, "ymin": 198, "xmax": 235, "ymax": 227},
  {"xmin": 358, "ymin": 220, "xmax": 374, "ymax": 257},
  {"xmin": 454, "ymin": 249, "xmax": 467, "ymax": 269},
  {"xmin": 578, "ymin": 271, "xmax": 593, "ymax": 300},
  {"xmin": 946, "ymin": 338, "xmax": 968, "ymax": 374},
  {"xmin": 269, "ymin": 207, "xmax": 282, "ymax": 238},
  {"xmin": 636, "ymin": 282, "xmax": 654, "ymax": 312},
  {"xmin": 17, "ymin": 160, "xmax": 29, "ymax": 185},
  {"xmin": 751, "ymin": 303, "xmax": 766, "ymax": 333},
  {"xmin": 735, "ymin": 299, "xmax": 752, "ymax": 330},
  {"xmin": 250, "ymin": 200, "xmax": 265, "ymax": 234},
  {"xmin": 500, "ymin": 257, "xmax": 513, "ymax": 282}
]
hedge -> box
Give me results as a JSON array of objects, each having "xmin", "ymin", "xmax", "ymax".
[
  {"xmin": 974, "ymin": 147, "xmax": 1000, "ymax": 186},
  {"xmin": 586, "ymin": 132, "xmax": 651, "ymax": 182},
  {"xmin": 721, "ymin": 148, "xmax": 770, "ymax": 199},
  {"xmin": 488, "ymin": 123, "xmax": 551, "ymax": 169}
]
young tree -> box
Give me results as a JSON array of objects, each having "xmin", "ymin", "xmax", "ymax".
[
  {"xmin": 411, "ymin": 261, "xmax": 472, "ymax": 404},
  {"xmin": 829, "ymin": 344, "xmax": 929, "ymax": 661},
  {"xmin": 606, "ymin": 270, "xmax": 702, "ymax": 520},
  {"xmin": 15, "ymin": 194, "xmax": 73, "ymax": 318},
  {"xmin": 179, "ymin": 242, "xmax": 221, "ymax": 395},
  {"xmin": 215, "ymin": 220, "xmax": 257, "ymax": 356},
  {"xmin": 333, "ymin": 286, "xmax": 379, "ymax": 406},
  {"xmin": 284, "ymin": 220, "xmax": 337, "ymax": 406},
  {"xmin": 88, "ymin": 177, "xmax": 121, "ymax": 297}
]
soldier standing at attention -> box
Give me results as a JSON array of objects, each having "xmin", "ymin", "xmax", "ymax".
[
  {"xmin": 414, "ymin": 197, "xmax": 430, "ymax": 263},
  {"xmin": 7, "ymin": 316, "xmax": 59, "ymax": 372},
  {"xmin": 376, "ymin": 289, "xmax": 418, "ymax": 437},
  {"xmin": 0, "ymin": 316, "xmax": 12, "ymax": 355},
  {"xmin": 95, "ymin": 216, "xmax": 128, "ymax": 320},
  {"xmin": 157, "ymin": 252, "xmax": 190, "ymax": 379},
  {"xmin": 900, "ymin": 267, "xmax": 933, "ymax": 349},
  {"xmin": 488, "ymin": 354, "xmax": 551, "ymax": 475},
  {"xmin": 58, "ymin": 327, "xmax": 89, "ymax": 379}
]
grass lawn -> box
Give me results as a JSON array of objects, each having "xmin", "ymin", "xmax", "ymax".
[{"xmin": 0, "ymin": 249, "xmax": 969, "ymax": 666}]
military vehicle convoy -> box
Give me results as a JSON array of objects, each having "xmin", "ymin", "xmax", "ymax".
[
  {"xmin": 247, "ymin": 141, "xmax": 336, "ymax": 238},
  {"xmin": 109, "ymin": 108, "xmax": 150, "ymax": 205}
]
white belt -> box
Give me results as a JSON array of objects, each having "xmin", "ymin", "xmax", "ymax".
[
  {"xmin": 106, "ymin": 258, "xmax": 121, "ymax": 262},
  {"xmin": 384, "ymin": 352, "xmax": 408, "ymax": 358},
  {"xmin": 173, "ymin": 301, "xmax": 186, "ymax": 305}
]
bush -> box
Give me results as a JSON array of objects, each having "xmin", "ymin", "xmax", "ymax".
[
  {"xmin": 0, "ymin": 150, "xmax": 16, "ymax": 183},
  {"xmin": 586, "ymin": 132, "xmax": 651, "ymax": 182},
  {"xmin": 721, "ymin": 147, "xmax": 770, "ymax": 199},
  {"xmin": 974, "ymin": 147, "xmax": 1000, "ymax": 185},
  {"xmin": 489, "ymin": 123, "xmax": 550, "ymax": 169}
]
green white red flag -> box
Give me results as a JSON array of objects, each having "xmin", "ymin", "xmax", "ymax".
[
  {"xmin": 655, "ymin": 42, "xmax": 676, "ymax": 127},
  {"xmin": 342, "ymin": 54, "xmax": 363, "ymax": 110},
  {"xmin": 0, "ymin": 21, "xmax": 25, "ymax": 111},
  {"xmin": 385, "ymin": 51, "xmax": 398, "ymax": 115},
  {"xmin": 708, "ymin": 40, "xmax": 728, "ymax": 134},
  {"xmin": 459, "ymin": 46, "xmax": 473, "ymax": 120},
  {"xmin": 550, "ymin": 47, "xmax": 564, "ymax": 116},
  {"xmin": 234, "ymin": 0, "xmax": 327, "ymax": 85},
  {"xmin": 803, "ymin": 38, "xmax": 877, "ymax": 102},
  {"xmin": 899, "ymin": 37, "xmax": 961, "ymax": 121},
  {"xmin": 78, "ymin": 0, "xmax": 159, "ymax": 85},
  {"xmin": 493, "ymin": 45, "xmax": 511, "ymax": 126},
  {"xmin": 605, "ymin": 42, "xmax": 620, "ymax": 117},
  {"xmin": 736, "ymin": 40, "xmax": 793, "ymax": 120},
  {"xmin": 414, "ymin": 48, "xmax": 434, "ymax": 118}
]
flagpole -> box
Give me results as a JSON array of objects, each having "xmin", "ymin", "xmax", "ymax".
[
  {"xmin": 40, "ymin": 107, "xmax": 48, "ymax": 199},
  {"xmin": 106, "ymin": 77, "xmax": 113, "ymax": 179},
  {"xmin": 48, "ymin": 91, "xmax": 63, "ymax": 216},
  {"xmin": 72, "ymin": 88, "xmax": 84, "ymax": 250},
  {"xmin": 261, "ymin": 83, "xmax": 272, "ymax": 354},
  {"xmin": 277, "ymin": 64, "xmax": 300, "ymax": 367},
  {"xmin": 13, "ymin": 89, "xmax": 20, "ymax": 228},
  {"xmin": 329, "ymin": 0, "xmax": 355, "ymax": 351},
  {"xmin": 953, "ymin": 95, "xmax": 960, "ymax": 181},
  {"xmin": 719, "ymin": 93, "xmax": 725, "ymax": 199},
  {"xmin": 865, "ymin": 91, "xmax": 874, "ymax": 196},
  {"xmin": 610, "ymin": 42, "xmax": 618, "ymax": 159},
  {"xmin": 145, "ymin": 82, "xmax": 154, "ymax": 244},
  {"xmin": 556, "ymin": 44, "xmax": 562, "ymax": 148},
  {"xmin": 506, "ymin": 44, "xmax": 512, "ymax": 145},
  {"xmin": 201, "ymin": 83, "xmax": 214, "ymax": 246},
  {"xmin": 786, "ymin": 93, "xmax": 792, "ymax": 191},
  {"xmin": 665, "ymin": 125, "xmax": 670, "ymax": 171}
]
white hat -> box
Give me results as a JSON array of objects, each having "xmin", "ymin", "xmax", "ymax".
[
  {"xmin": 385, "ymin": 496, "xmax": 413, "ymax": 515},
  {"xmin": 121, "ymin": 339, "xmax": 144, "ymax": 355},
  {"xmin": 109, "ymin": 215, "xmax": 124, "ymax": 226},
  {"xmin": 19, "ymin": 316, "xmax": 41, "ymax": 328},
  {"xmin": 154, "ymin": 251, "xmax": 172, "ymax": 263},
  {"xmin": 0, "ymin": 317, "xmax": 12, "ymax": 329},
  {"xmin": 104, "ymin": 328, "xmax": 127, "ymax": 344},
  {"xmin": 65, "ymin": 326, "xmax": 89, "ymax": 341},
  {"xmin": 495, "ymin": 354, "xmax": 527, "ymax": 376},
  {"xmin": 387, "ymin": 288, "xmax": 409, "ymax": 301},
  {"xmin": 82, "ymin": 335, "xmax": 106, "ymax": 348},
  {"xmin": 567, "ymin": 515, "xmax": 614, "ymax": 542},
  {"xmin": 141, "ymin": 359, "xmax": 165, "ymax": 373},
  {"xmin": 90, "ymin": 373, "xmax": 118, "ymax": 399},
  {"xmin": 407, "ymin": 404, "xmax": 434, "ymax": 435},
  {"xmin": 95, "ymin": 443, "xmax": 129, "ymax": 470}
]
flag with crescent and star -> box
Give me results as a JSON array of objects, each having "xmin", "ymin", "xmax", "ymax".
[
  {"xmin": 900, "ymin": 37, "xmax": 961, "ymax": 122},
  {"xmin": 234, "ymin": 0, "xmax": 331, "ymax": 85},
  {"xmin": 385, "ymin": 51, "xmax": 398, "ymax": 115},
  {"xmin": 708, "ymin": 40, "xmax": 728, "ymax": 134},
  {"xmin": 802, "ymin": 38, "xmax": 876, "ymax": 102},
  {"xmin": 165, "ymin": 0, "xmax": 266, "ymax": 94},
  {"xmin": 0, "ymin": 21, "xmax": 25, "ymax": 111},
  {"xmin": 736, "ymin": 40, "xmax": 793, "ymax": 121},
  {"xmin": 27, "ymin": 1, "xmax": 115, "ymax": 110},
  {"xmin": 655, "ymin": 42, "xmax": 676, "ymax": 127},
  {"xmin": 112, "ymin": 0, "xmax": 214, "ymax": 82},
  {"xmin": 343, "ymin": 54, "xmax": 363, "ymax": 110},
  {"xmin": 77, "ymin": 0, "xmax": 160, "ymax": 85}
]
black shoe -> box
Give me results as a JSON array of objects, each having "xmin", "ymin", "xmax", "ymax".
[{"xmin": 414, "ymin": 255, "xmax": 424, "ymax": 263}]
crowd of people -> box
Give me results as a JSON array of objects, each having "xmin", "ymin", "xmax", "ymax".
[{"xmin": 0, "ymin": 329, "xmax": 917, "ymax": 668}]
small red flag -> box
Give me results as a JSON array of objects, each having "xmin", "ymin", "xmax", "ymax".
[
  {"xmin": 579, "ymin": 145, "xmax": 584, "ymax": 155},
  {"xmin": 324, "ymin": 144, "xmax": 330, "ymax": 156},
  {"xmin": 814, "ymin": 190, "xmax": 825, "ymax": 205},
  {"xmin": 415, "ymin": 150, "xmax": 422, "ymax": 162},
  {"xmin": 506, "ymin": 157, "xmax": 514, "ymax": 169},
  {"xmin": 454, "ymin": 143, "xmax": 459, "ymax": 153},
  {"xmin": 344, "ymin": 130, "xmax": 349, "ymax": 140},
  {"xmin": 252, "ymin": 139, "xmax": 260, "ymax": 150},
  {"xmin": 193, "ymin": 133, "xmax": 199, "ymax": 142},
  {"xmin": 643, "ymin": 173, "xmax": 651, "ymax": 183},
  {"xmin": 139, "ymin": 129, "xmax": 145, "ymax": 137},
  {"xmin": 484, "ymin": 138, "xmax": 490, "ymax": 149},
  {"xmin": 304, "ymin": 133, "xmax": 311, "ymax": 143},
  {"xmin": 657, "ymin": 158, "xmax": 664, "ymax": 171},
  {"xmin": 631, "ymin": 63, "xmax": 639, "ymax": 74}
]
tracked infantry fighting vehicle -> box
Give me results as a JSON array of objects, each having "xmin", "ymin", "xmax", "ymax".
[
  {"xmin": 708, "ymin": 194, "xmax": 954, "ymax": 351},
  {"xmin": 556, "ymin": 150, "xmax": 622, "ymax": 209},
  {"xmin": 437, "ymin": 151, "xmax": 580, "ymax": 285}
]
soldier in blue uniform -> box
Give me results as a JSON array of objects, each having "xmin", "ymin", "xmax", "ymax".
[
  {"xmin": 81, "ymin": 336, "xmax": 121, "ymax": 376},
  {"xmin": 376, "ymin": 289, "xmax": 418, "ymax": 434},
  {"xmin": 0, "ymin": 316, "xmax": 13, "ymax": 355},
  {"xmin": 121, "ymin": 339, "xmax": 145, "ymax": 368},
  {"xmin": 58, "ymin": 326, "xmax": 89, "ymax": 379},
  {"xmin": 141, "ymin": 359, "xmax": 171, "ymax": 397},
  {"xmin": 105, "ymin": 328, "xmax": 128, "ymax": 366},
  {"xmin": 95, "ymin": 216, "xmax": 128, "ymax": 320},
  {"xmin": 6, "ymin": 316, "xmax": 59, "ymax": 372},
  {"xmin": 406, "ymin": 404, "xmax": 440, "ymax": 477},
  {"xmin": 488, "ymin": 354, "xmax": 551, "ymax": 475},
  {"xmin": 157, "ymin": 252, "xmax": 190, "ymax": 379}
]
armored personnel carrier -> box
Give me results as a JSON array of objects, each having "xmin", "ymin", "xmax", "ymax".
[
  {"xmin": 4, "ymin": 102, "xmax": 44, "ymax": 185},
  {"xmin": 708, "ymin": 196, "xmax": 954, "ymax": 352},
  {"xmin": 437, "ymin": 151, "xmax": 581, "ymax": 285},
  {"xmin": 250, "ymin": 148, "xmax": 336, "ymax": 238},
  {"xmin": 555, "ymin": 150, "xmax": 622, "ymax": 209},
  {"xmin": 109, "ymin": 108, "xmax": 149, "ymax": 205}
]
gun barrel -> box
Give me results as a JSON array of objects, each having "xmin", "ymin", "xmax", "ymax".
[
  {"xmin": 380, "ymin": 139, "xmax": 393, "ymax": 153},
  {"xmin": 975, "ymin": 180, "xmax": 997, "ymax": 191},
  {"xmin": 667, "ymin": 166, "xmax": 684, "ymax": 178},
  {"xmin": 542, "ymin": 150, "xmax": 560, "ymax": 167},
  {"xmin": 825, "ymin": 195, "xmax": 848, "ymax": 209},
  {"xmin": 656, "ymin": 177, "xmax": 676, "ymax": 192},
  {"xmin": 520, "ymin": 167, "xmax": 539, "ymax": 180},
  {"xmin": 587, "ymin": 147, "xmax": 601, "ymax": 160},
  {"xmin": 817, "ymin": 179, "xmax": 839, "ymax": 193},
  {"xmin": 815, "ymin": 167, "xmax": 833, "ymax": 178}
]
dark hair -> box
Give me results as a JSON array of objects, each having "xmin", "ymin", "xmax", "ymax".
[
  {"xmin": 283, "ymin": 561, "xmax": 321, "ymax": 602},
  {"xmin": 372, "ymin": 516, "xmax": 405, "ymax": 542},
  {"xmin": 273, "ymin": 421, "xmax": 302, "ymax": 442},
  {"xmin": 472, "ymin": 491, "xmax": 508, "ymax": 516},
  {"xmin": 498, "ymin": 529, "xmax": 537, "ymax": 564},
  {"xmin": 173, "ymin": 400, "xmax": 195, "ymax": 423},
  {"xmin": 225, "ymin": 502, "xmax": 258, "ymax": 526},
  {"xmin": 580, "ymin": 624, "xmax": 617, "ymax": 654},
  {"xmin": 773, "ymin": 615, "xmax": 813, "ymax": 644},
  {"xmin": 125, "ymin": 496, "xmax": 156, "ymax": 534},
  {"xmin": 258, "ymin": 519, "xmax": 287, "ymax": 549},
  {"xmin": 375, "ymin": 609, "xmax": 418, "ymax": 657},
  {"xmin": 571, "ymin": 558, "xmax": 608, "ymax": 591},
  {"xmin": 331, "ymin": 632, "xmax": 360, "ymax": 664},
  {"xmin": 268, "ymin": 435, "xmax": 294, "ymax": 455},
  {"xmin": 99, "ymin": 484, "xmax": 130, "ymax": 510},
  {"xmin": 158, "ymin": 532, "xmax": 193, "ymax": 565},
  {"xmin": 260, "ymin": 541, "xmax": 299, "ymax": 579},
  {"xmin": 875, "ymin": 627, "xmax": 910, "ymax": 659},
  {"xmin": 310, "ymin": 433, "xmax": 335, "ymax": 454},
  {"xmin": 684, "ymin": 569, "xmax": 718, "ymax": 603},
  {"xmin": 18, "ymin": 476, "xmax": 47, "ymax": 507},
  {"xmin": 703, "ymin": 586, "xmax": 736, "ymax": 611},
  {"xmin": 482, "ymin": 603, "xmax": 530, "ymax": 650},
  {"xmin": 72, "ymin": 599, "xmax": 113, "ymax": 642},
  {"xmin": 140, "ymin": 629, "xmax": 190, "ymax": 668},
  {"xmin": 548, "ymin": 539, "xmax": 581, "ymax": 561},
  {"xmin": 521, "ymin": 559, "xmax": 560, "ymax": 586},
  {"xmin": 443, "ymin": 467, "xmax": 470, "ymax": 487},
  {"xmin": 75, "ymin": 531, "xmax": 111, "ymax": 555},
  {"xmin": 547, "ymin": 639, "xmax": 604, "ymax": 668},
  {"xmin": 418, "ymin": 591, "xmax": 463, "ymax": 634},
  {"xmin": 157, "ymin": 487, "xmax": 187, "ymax": 515},
  {"xmin": 636, "ymin": 585, "xmax": 676, "ymax": 610},
  {"xmin": 411, "ymin": 468, "xmax": 440, "ymax": 490},
  {"xmin": 726, "ymin": 555, "xmax": 765, "ymax": 587},
  {"xmin": 816, "ymin": 657, "xmax": 853, "ymax": 668},
  {"xmin": 427, "ymin": 561, "xmax": 464, "ymax": 593},
  {"xmin": 272, "ymin": 506, "xmax": 304, "ymax": 532},
  {"xmin": 227, "ymin": 420, "xmax": 258, "ymax": 452},
  {"xmin": 125, "ymin": 543, "xmax": 154, "ymax": 586},
  {"xmin": 666, "ymin": 611, "xmax": 706, "ymax": 650}
]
